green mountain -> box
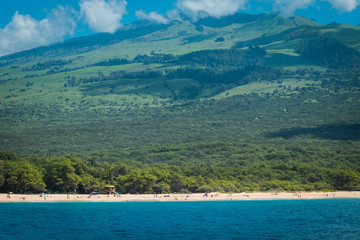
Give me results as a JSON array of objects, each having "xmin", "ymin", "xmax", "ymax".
[
  {"xmin": 1, "ymin": 12, "xmax": 360, "ymax": 153},
  {"xmin": 0, "ymin": 12, "xmax": 360, "ymax": 193}
]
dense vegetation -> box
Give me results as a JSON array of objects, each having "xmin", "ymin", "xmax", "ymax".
[
  {"xmin": 295, "ymin": 36, "xmax": 360, "ymax": 70},
  {"xmin": 23, "ymin": 59, "xmax": 73, "ymax": 71},
  {"xmin": 0, "ymin": 86, "xmax": 359, "ymax": 194},
  {"xmin": 93, "ymin": 58, "xmax": 131, "ymax": 66},
  {"xmin": 179, "ymin": 46, "xmax": 267, "ymax": 66},
  {"xmin": 1, "ymin": 140, "xmax": 359, "ymax": 194},
  {"xmin": 0, "ymin": 13, "xmax": 360, "ymax": 194},
  {"xmin": 134, "ymin": 53, "xmax": 175, "ymax": 64},
  {"xmin": 1, "ymin": 87, "xmax": 359, "ymax": 154},
  {"xmin": 233, "ymin": 28, "xmax": 320, "ymax": 49}
]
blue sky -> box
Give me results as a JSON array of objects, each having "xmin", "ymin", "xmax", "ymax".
[{"xmin": 0, "ymin": 0, "xmax": 360, "ymax": 56}]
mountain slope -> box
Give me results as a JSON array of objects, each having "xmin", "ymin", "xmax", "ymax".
[
  {"xmin": 0, "ymin": 13, "xmax": 321, "ymax": 65},
  {"xmin": 0, "ymin": 12, "xmax": 359, "ymax": 156},
  {"xmin": 0, "ymin": 21, "xmax": 168, "ymax": 66}
]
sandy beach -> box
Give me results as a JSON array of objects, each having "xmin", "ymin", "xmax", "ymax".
[{"xmin": 0, "ymin": 191, "xmax": 359, "ymax": 203}]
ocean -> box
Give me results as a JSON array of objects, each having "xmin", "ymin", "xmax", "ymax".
[{"xmin": 0, "ymin": 199, "xmax": 359, "ymax": 239}]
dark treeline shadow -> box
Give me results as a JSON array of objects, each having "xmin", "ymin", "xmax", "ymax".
[{"xmin": 265, "ymin": 123, "xmax": 360, "ymax": 140}]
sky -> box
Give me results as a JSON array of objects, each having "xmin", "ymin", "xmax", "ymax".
[{"xmin": 0, "ymin": 0, "xmax": 360, "ymax": 57}]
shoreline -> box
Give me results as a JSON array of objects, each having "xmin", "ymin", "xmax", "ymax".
[{"xmin": 0, "ymin": 191, "xmax": 359, "ymax": 203}]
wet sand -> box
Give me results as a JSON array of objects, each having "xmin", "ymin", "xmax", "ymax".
[{"xmin": 0, "ymin": 191, "xmax": 359, "ymax": 203}]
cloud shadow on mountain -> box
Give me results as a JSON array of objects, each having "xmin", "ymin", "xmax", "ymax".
[{"xmin": 265, "ymin": 123, "xmax": 360, "ymax": 141}]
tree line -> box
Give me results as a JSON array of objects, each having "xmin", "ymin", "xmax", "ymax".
[
  {"xmin": 178, "ymin": 46, "xmax": 267, "ymax": 67},
  {"xmin": 93, "ymin": 58, "xmax": 131, "ymax": 66},
  {"xmin": 295, "ymin": 36, "xmax": 360, "ymax": 70},
  {"xmin": 23, "ymin": 59, "xmax": 73, "ymax": 71},
  {"xmin": 232, "ymin": 28, "xmax": 320, "ymax": 49},
  {"xmin": 1, "ymin": 141, "xmax": 359, "ymax": 194},
  {"xmin": 64, "ymin": 64, "xmax": 283, "ymax": 89}
]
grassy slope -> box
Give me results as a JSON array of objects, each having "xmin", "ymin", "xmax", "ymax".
[
  {"xmin": 0, "ymin": 14, "xmax": 327, "ymax": 107},
  {"xmin": 321, "ymin": 24, "xmax": 360, "ymax": 50}
]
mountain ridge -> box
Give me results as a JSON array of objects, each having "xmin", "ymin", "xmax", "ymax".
[{"xmin": 0, "ymin": 12, "xmax": 324, "ymax": 65}]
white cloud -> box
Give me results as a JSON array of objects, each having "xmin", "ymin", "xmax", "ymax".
[
  {"xmin": 327, "ymin": 0, "xmax": 360, "ymax": 12},
  {"xmin": 177, "ymin": 0, "xmax": 248, "ymax": 20},
  {"xmin": 136, "ymin": 10, "xmax": 170, "ymax": 24},
  {"xmin": 272, "ymin": 0, "xmax": 314, "ymax": 16},
  {"xmin": 271, "ymin": 0, "xmax": 359, "ymax": 16},
  {"xmin": 0, "ymin": 6, "xmax": 76, "ymax": 57},
  {"xmin": 80, "ymin": 0, "xmax": 127, "ymax": 33},
  {"xmin": 166, "ymin": 9, "xmax": 183, "ymax": 22},
  {"xmin": 135, "ymin": 9, "xmax": 183, "ymax": 24}
]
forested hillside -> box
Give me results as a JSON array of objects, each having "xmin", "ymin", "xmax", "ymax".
[{"xmin": 0, "ymin": 12, "xmax": 359, "ymax": 193}]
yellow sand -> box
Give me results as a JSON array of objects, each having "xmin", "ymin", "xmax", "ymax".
[{"xmin": 0, "ymin": 192, "xmax": 359, "ymax": 203}]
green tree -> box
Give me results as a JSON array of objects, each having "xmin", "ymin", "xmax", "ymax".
[
  {"xmin": 104, "ymin": 162, "xmax": 116, "ymax": 183},
  {"xmin": 116, "ymin": 170, "xmax": 158, "ymax": 193},
  {"xmin": 0, "ymin": 151, "xmax": 17, "ymax": 161},
  {"xmin": 153, "ymin": 182, "xmax": 171, "ymax": 193},
  {"xmin": 79, "ymin": 174, "xmax": 103, "ymax": 193},
  {"xmin": 332, "ymin": 170, "xmax": 360, "ymax": 190},
  {"xmin": 4, "ymin": 162, "xmax": 45, "ymax": 193},
  {"xmin": 0, "ymin": 160, "xmax": 4, "ymax": 188},
  {"xmin": 185, "ymin": 176, "xmax": 205, "ymax": 192},
  {"xmin": 45, "ymin": 157, "xmax": 81, "ymax": 192},
  {"xmin": 170, "ymin": 173, "xmax": 187, "ymax": 193}
]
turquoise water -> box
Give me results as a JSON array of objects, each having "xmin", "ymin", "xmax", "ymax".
[{"xmin": 0, "ymin": 199, "xmax": 359, "ymax": 239}]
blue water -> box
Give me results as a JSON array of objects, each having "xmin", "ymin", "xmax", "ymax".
[{"xmin": 0, "ymin": 199, "xmax": 359, "ymax": 240}]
